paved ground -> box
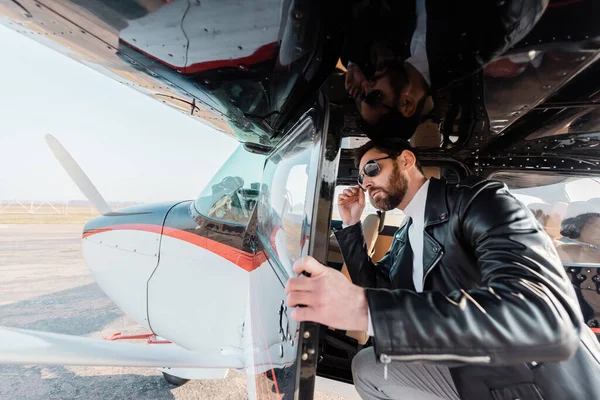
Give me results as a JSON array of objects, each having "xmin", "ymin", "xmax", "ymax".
[{"xmin": 0, "ymin": 224, "xmax": 346, "ymax": 400}]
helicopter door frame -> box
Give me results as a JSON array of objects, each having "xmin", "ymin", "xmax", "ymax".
[
  {"xmin": 294, "ymin": 91, "xmax": 341, "ymax": 399},
  {"xmin": 250, "ymin": 90, "xmax": 341, "ymax": 399}
]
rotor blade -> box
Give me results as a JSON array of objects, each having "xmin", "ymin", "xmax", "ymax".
[{"xmin": 45, "ymin": 134, "xmax": 113, "ymax": 215}]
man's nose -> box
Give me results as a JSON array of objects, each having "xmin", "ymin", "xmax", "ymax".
[{"xmin": 362, "ymin": 176, "xmax": 374, "ymax": 190}]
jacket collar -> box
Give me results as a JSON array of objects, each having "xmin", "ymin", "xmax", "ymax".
[
  {"xmin": 424, "ymin": 177, "xmax": 449, "ymax": 228},
  {"xmin": 389, "ymin": 178, "xmax": 448, "ymax": 290}
]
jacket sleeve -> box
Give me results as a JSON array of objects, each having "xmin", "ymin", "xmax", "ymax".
[
  {"xmin": 367, "ymin": 181, "xmax": 581, "ymax": 366},
  {"xmin": 334, "ymin": 222, "xmax": 393, "ymax": 289}
]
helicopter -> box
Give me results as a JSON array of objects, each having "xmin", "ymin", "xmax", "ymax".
[{"xmin": 1, "ymin": 0, "xmax": 600, "ymax": 399}]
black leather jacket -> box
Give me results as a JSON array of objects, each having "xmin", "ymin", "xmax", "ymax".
[{"xmin": 335, "ymin": 177, "xmax": 600, "ymax": 400}]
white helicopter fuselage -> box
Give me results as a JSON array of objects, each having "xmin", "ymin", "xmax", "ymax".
[{"xmin": 80, "ymin": 200, "xmax": 298, "ymax": 373}]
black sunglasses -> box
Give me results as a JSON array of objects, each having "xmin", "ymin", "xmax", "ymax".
[
  {"xmin": 360, "ymin": 90, "xmax": 394, "ymax": 110},
  {"xmin": 357, "ymin": 155, "xmax": 397, "ymax": 188}
]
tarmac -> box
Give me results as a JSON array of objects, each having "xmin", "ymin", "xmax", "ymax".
[{"xmin": 0, "ymin": 224, "xmax": 345, "ymax": 400}]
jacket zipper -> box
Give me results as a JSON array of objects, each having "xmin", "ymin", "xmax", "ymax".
[
  {"xmin": 380, "ymin": 353, "xmax": 491, "ymax": 380},
  {"xmin": 422, "ymin": 250, "xmax": 443, "ymax": 287},
  {"xmin": 381, "ymin": 354, "xmax": 392, "ymax": 380}
]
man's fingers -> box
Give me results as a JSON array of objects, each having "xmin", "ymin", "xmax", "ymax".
[
  {"xmin": 285, "ymin": 275, "xmax": 312, "ymax": 294},
  {"xmin": 358, "ymin": 187, "xmax": 365, "ymax": 206},
  {"xmin": 338, "ymin": 194, "xmax": 354, "ymax": 206},
  {"xmin": 286, "ymin": 292, "xmax": 315, "ymax": 308},
  {"xmin": 293, "ymin": 255, "xmax": 326, "ymax": 276},
  {"xmin": 345, "ymin": 81, "xmax": 363, "ymax": 99},
  {"xmin": 290, "ymin": 306, "xmax": 319, "ymax": 323},
  {"xmin": 342, "ymin": 188, "xmax": 359, "ymax": 198},
  {"xmin": 345, "ymin": 73, "xmax": 353, "ymax": 90}
]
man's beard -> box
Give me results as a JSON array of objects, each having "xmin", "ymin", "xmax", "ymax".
[{"xmin": 369, "ymin": 163, "xmax": 407, "ymax": 211}]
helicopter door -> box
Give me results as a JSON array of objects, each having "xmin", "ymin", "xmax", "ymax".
[{"xmin": 249, "ymin": 92, "xmax": 339, "ymax": 399}]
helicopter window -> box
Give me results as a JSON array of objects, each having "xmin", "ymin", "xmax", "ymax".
[
  {"xmin": 257, "ymin": 118, "xmax": 320, "ymax": 278},
  {"xmin": 193, "ymin": 145, "xmax": 265, "ymax": 225},
  {"xmin": 490, "ymin": 171, "xmax": 600, "ymax": 267}
]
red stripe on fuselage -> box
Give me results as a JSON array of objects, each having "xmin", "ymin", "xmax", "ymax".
[
  {"xmin": 83, "ymin": 224, "xmax": 266, "ymax": 272},
  {"xmin": 161, "ymin": 227, "xmax": 266, "ymax": 271},
  {"xmin": 121, "ymin": 41, "xmax": 279, "ymax": 74}
]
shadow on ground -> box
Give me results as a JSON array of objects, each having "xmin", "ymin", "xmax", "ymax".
[
  {"xmin": 0, "ymin": 365, "xmax": 177, "ymax": 400},
  {"xmin": 0, "ymin": 283, "xmax": 121, "ymax": 335}
]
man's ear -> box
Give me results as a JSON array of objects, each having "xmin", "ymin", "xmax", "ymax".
[
  {"xmin": 399, "ymin": 150, "xmax": 417, "ymax": 170},
  {"xmin": 398, "ymin": 94, "xmax": 417, "ymax": 117}
]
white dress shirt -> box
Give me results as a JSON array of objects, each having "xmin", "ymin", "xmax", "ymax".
[
  {"xmin": 403, "ymin": 179, "xmax": 430, "ymax": 292},
  {"xmin": 367, "ymin": 180, "xmax": 431, "ymax": 336},
  {"xmin": 406, "ymin": 0, "xmax": 431, "ymax": 87}
]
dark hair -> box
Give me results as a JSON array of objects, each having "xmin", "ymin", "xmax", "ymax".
[
  {"xmin": 560, "ymin": 213, "xmax": 600, "ymax": 239},
  {"xmin": 358, "ymin": 59, "xmax": 427, "ymax": 141},
  {"xmin": 357, "ymin": 107, "xmax": 422, "ymax": 141},
  {"xmin": 353, "ymin": 139, "xmax": 423, "ymax": 174}
]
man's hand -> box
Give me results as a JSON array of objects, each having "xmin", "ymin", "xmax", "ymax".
[
  {"xmin": 285, "ymin": 256, "xmax": 369, "ymax": 332},
  {"xmin": 345, "ymin": 64, "xmax": 366, "ymax": 100},
  {"xmin": 338, "ymin": 186, "xmax": 365, "ymax": 226}
]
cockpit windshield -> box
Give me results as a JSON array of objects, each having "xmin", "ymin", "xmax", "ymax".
[{"xmin": 193, "ymin": 145, "xmax": 265, "ymax": 225}]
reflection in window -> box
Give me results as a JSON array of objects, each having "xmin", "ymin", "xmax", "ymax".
[
  {"xmin": 482, "ymin": 49, "xmax": 592, "ymax": 136},
  {"xmin": 491, "ymin": 171, "xmax": 600, "ymax": 266},
  {"xmin": 257, "ymin": 119, "xmax": 320, "ymax": 278},
  {"xmin": 193, "ymin": 145, "xmax": 265, "ymax": 225}
]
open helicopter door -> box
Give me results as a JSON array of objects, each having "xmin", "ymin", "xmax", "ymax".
[{"xmin": 249, "ymin": 91, "xmax": 340, "ymax": 399}]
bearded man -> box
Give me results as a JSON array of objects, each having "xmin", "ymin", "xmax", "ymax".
[{"xmin": 285, "ymin": 139, "xmax": 600, "ymax": 400}]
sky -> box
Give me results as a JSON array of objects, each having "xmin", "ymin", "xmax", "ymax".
[{"xmin": 0, "ymin": 23, "xmax": 239, "ymax": 204}]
